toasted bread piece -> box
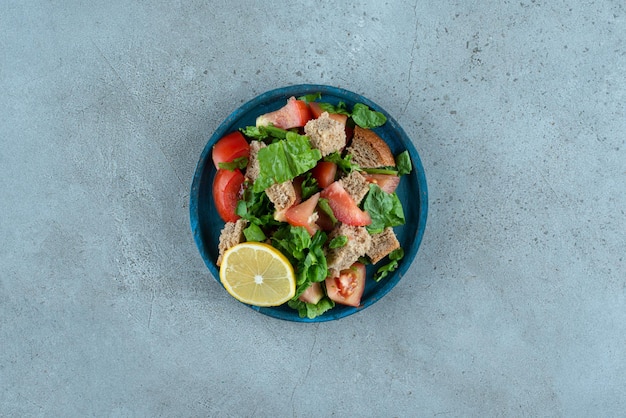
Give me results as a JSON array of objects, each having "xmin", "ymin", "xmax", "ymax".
[
  {"xmin": 217, "ymin": 219, "xmax": 248, "ymax": 266},
  {"xmin": 245, "ymin": 140, "xmax": 266, "ymax": 181},
  {"xmin": 326, "ymin": 224, "xmax": 372, "ymax": 277},
  {"xmin": 338, "ymin": 170, "xmax": 370, "ymax": 204},
  {"xmin": 304, "ymin": 112, "xmax": 347, "ymax": 157},
  {"xmin": 266, "ymin": 180, "xmax": 297, "ymax": 215},
  {"xmin": 347, "ymin": 126, "xmax": 395, "ymax": 168},
  {"xmin": 367, "ymin": 227, "xmax": 400, "ymax": 264}
]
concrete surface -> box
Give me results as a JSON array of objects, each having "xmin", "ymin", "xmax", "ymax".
[{"xmin": 1, "ymin": 0, "xmax": 625, "ymax": 416}]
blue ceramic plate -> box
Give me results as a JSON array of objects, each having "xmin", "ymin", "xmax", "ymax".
[{"xmin": 190, "ymin": 84, "xmax": 427, "ymax": 322}]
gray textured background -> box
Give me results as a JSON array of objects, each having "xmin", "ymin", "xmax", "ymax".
[{"xmin": 1, "ymin": 1, "xmax": 625, "ymax": 416}]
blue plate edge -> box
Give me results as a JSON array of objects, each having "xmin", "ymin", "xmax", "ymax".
[{"xmin": 189, "ymin": 84, "xmax": 428, "ymax": 322}]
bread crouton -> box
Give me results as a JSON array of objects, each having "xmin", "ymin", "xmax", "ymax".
[
  {"xmin": 326, "ymin": 224, "xmax": 372, "ymax": 277},
  {"xmin": 304, "ymin": 112, "xmax": 347, "ymax": 157},
  {"xmin": 245, "ymin": 140, "xmax": 266, "ymax": 181},
  {"xmin": 338, "ymin": 170, "xmax": 370, "ymax": 204},
  {"xmin": 366, "ymin": 227, "xmax": 400, "ymax": 264},
  {"xmin": 265, "ymin": 180, "xmax": 297, "ymax": 221},
  {"xmin": 217, "ymin": 219, "xmax": 248, "ymax": 266},
  {"xmin": 347, "ymin": 126, "xmax": 395, "ymax": 168}
]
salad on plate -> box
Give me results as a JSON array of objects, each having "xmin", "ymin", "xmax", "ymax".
[{"xmin": 210, "ymin": 93, "xmax": 413, "ymax": 319}]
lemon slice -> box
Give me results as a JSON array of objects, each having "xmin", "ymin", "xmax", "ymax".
[{"xmin": 219, "ymin": 242, "xmax": 296, "ymax": 307}]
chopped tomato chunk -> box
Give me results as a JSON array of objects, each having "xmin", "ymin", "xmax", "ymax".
[
  {"xmin": 325, "ymin": 263, "xmax": 366, "ymax": 307},
  {"xmin": 212, "ymin": 131, "xmax": 250, "ymax": 169},
  {"xmin": 212, "ymin": 169, "xmax": 244, "ymax": 222},
  {"xmin": 256, "ymin": 97, "xmax": 312, "ymax": 129},
  {"xmin": 285, "ymin": 192, "xmax": 320, "ymax": 236},
  {"xmin": 311, "ymin": 161, "xmax": 337, "ymax": 188},
  {"xmin": 320, "ymin": 181, "xmax": 371, "ymax": 226},
  {"xmin": 362, "ymin": 173, "xmax": 400, "ymax": 193}
]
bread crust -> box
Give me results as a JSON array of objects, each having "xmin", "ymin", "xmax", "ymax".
[
  {"xmin": 347, "ymin": 126, "xmax": 395, "ymax": 168},
  {"xmin": 326, "ymin": 224, "xmax": 372, "ymax": 277},
  {"xmin": 366, "ymin": 227, "xmax": 400, "ymax": 264},
  {"xmin": 217, "ymin": 219, "xmax": 248, "ymax": 266}
]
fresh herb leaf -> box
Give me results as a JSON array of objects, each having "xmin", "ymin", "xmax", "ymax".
[
  {"xmin": 271, "ymin": 225, "xmax": 311, "ymax": 264},
  {"xmin": 288, "ymin": 296, "xmax": 335, "ymax": 319},
  {"xmin": 317, "ymin": 101, "xmax": 350, "ymax": 115},
  {"xmin": 324, "ymin": 151, "xmax": 360, "ymax": 174},
  {"xmin": 396, "ymin": 151, "xmax": 412, "ymax": 176},
  {"xmin": 252, "ymin": 132, "xmax": 322, "ymax": 193},
  {"xmin": 273, "ymin": 228, "xmax": 328, "ymax": 298},
  {"xmin": 299, "ymin": 172, "xmax": 320, "ymax": 200},
  {"xmin": 329, "ymin": 235, "xmax": 348, "ymax": 249},
  {"xmin": 362, "ymin": 184, "xmax": 405, "ymax": 234},
  {"xmin": 295, "ymin": 230, "xmax": 328, "ymax": 291},
  {"xmin": 374, "ymin": 248, "xmax": 404, "ymax": 282},
  {"xmin": 362, "ymin": 167, "xmax": 398, "ymax": 175},
  {"xmin": 317, "ymin": 198, "xmax": 337, "ymax": 225},
  {"xmin": 240, "ymin": 125, "xmax": 289, "ymax": 141},
  {"xmin": 236, "ymin": 184, "xmax": 278, "ymax": 227},
  {"xmin": 243, "ymin": 223, "xmax": 266, "ymax": 242},
  {"xmin": 351, "ymin": 103, "xmax": 387, "ymax": 129},
  {"xmin": 218, "ymin": 156, "xmax": 248, "ymax": 171},
  {"xmin": 297, "ymin": 92, "xmax": 322, "ymax": 103}
]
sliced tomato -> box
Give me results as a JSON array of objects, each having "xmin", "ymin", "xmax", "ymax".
[
  {"xmin": 311, "ymin": 161, "xmax": 337, "ymax": 189},
  {"xmin": 320, "ymin": 181, "xmax": 371, "ymax": 226},
  {"xmin": 256, "ymin": 97, "xmax": 312, "ymax": 129},
  {"xmin": 299, "ymin": 282, "xmax": 324, "ymax": 304},
  {"xmin": 363, "ymin": 173, "xmax": 401, "ymax": 193},
  {"xmin": 285, "ymin": 192, "xmax": 320, "ymax": 236},
  {"xmin": 325, "ymin": 263, "xmax": 366, "ymax": 307},
  {"xmin": 309, "ymin": 102, "xmax": 348, "ymax": 125},
  {"xmin": 212, "ymin": 131, "xmax": 250, "ymax": 169},
  {"xmin": 212, "ymin": 168, "xmax": 244, "ymax": 222}
]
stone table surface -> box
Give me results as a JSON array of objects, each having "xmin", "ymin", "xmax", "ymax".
[{"xmin": 1, "ymin": 1, "xmax": 624, "ymax": 416}]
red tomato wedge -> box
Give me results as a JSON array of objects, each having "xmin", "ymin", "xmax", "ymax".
[
  {"xmin": 309, "ymin": 102, "xmax": 348, "ymax": 125},
  {"xmin": 212, "ymin": 131, "xmax": 250, "ymax": 169},
  {"xmin": 285, "ymin": 192, "xmax": 320, "ymax": 236},
  {"xmin": 311, "ymin": 161, "xmax": 337, "ymax": 188},
  {"xmin": 299, "ymin": 282, "xmax": 324, "ymax": 304},
  {"xmin": 325, "ymin": 262, "xmax": 366, "ymax": 307},
  {"xmin": 320, "ymin": 181, "xmax": 371, "ymax": 226},
  {"xmin": 256, "ymin": 97, "xmax": 312, "ymax": 129},
  {"xmin": 212, "ymin": 168, "xmax": 244, "ymax": 222},
  {"xmin": 362, "ymin": 173, "xmax": 401, "ymax": 194}
]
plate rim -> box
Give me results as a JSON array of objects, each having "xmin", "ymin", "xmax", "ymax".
[{"xmin": 190, "ymin": 83, "xmax": 428, "ymax": 322}]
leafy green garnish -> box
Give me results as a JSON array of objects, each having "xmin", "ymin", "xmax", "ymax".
[
  {"xmin": 236, "ymin": 184, "xmax": 279, "ymax": 228},
  {"xmin": 299, "ymin": 172, "xmax": 320, "ymax": 201},
  {"xmin": 329, "ymin": 235, "xmax": 348, "ymax": 249},
  {"xmin": 297, "ymin": 92, "xmax": 322, "ymax": 103},
  {"xmin": 351, "ymin": 103, "xmax": 387, "ymax": 129},
  {"xmin": 218, "ymin": 156, "xmax": 248, "ymax": 171},
  {"xmin": 272, "ymin": 227, "xmax": 328, "ymax": 299},
  {"xmin": 362, "ymin": 184, "xmax": 405, "ymax": 234},
  {"xmin": 317, "ymin": 101, "xmax": 350, "ymax": 115},
  {"xmin": 317, "ymin": 198, "xmax": 337, "ymax": 225},
  {"xmin": 252, "ymin": 132, "xmax": 322, "ymax": 193},
  {"xmin": 362, "ymin": 167, "xmax": 398, "ymax": 176},
  {"xmin": 295, "ymin": 230, "xmax": 328, "ymax": 295},
  {"xmin": 396, "ymin": 151, "xmax": 412, "ymax": 176},
  {"xmin": 243, "ymin": 223, "xmax": 266, "ymax": 242},
  {"xmin": 288, "ymin": 296, "xmax": 335, "ymax": 319},
  {"xmin": 271, "ymin": 225, "xmax": 312, "ymax": 264},
  {"xmin": 374, "ymin": 248, "xmax": 404, "ymax": 282},
  {"xmin": 324, "ymin": 152, "xmax": 360, "ymax": 174},
  {"xmin": 240, "ymin": 125, "xmax": 289, "ymax": 141}
]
